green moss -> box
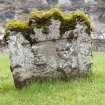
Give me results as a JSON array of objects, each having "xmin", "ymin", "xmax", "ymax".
[
  {"xmin": 73, "ymin": 10, "xmax": 92, "ymax": 35},
  {"xmin": 29, "ymin": 8, "xmax": 92, "ymax": 35},
  {"xmin": 5, "ymin": 8, "xmax": 92, "ymax": 41},
  {"xmin": 5, "ymin": 20, "xmax": 30, "ymax": 37},
  {"xmin": 5, "ymin": 20, "xmax": 30, "ymax": 31},
  {"xmin": 4, "ymin": 20, "xmax": 34, "ymax": 44}
]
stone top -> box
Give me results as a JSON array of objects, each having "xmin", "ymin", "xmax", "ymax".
[{"xmin": 4, "ymin": 8, "xmax": 92, "ymax": 43}]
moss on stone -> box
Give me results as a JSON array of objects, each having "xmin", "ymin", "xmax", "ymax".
[
  {"xmin": 5, "ymin": 20, "xmax": 30, "ymax": 35},
  {"xmin": 73, "ymin": 10, "xmax": 92, "ymax": 35},
  {"xmin": 5, "ymin": 8, "xmax": 92, "ymax": 40},
  {"xmin": 5, "ymin": 20, "xmax": 30, "ymax": 37},
  {"xmin": 29, "ymin": 8, "xmax": 92, "ymax": 35},
  {"xmin": 4, "ymin": 20, "xmax": 34, "ymax": 43},
  {"xmin": 5, "ymin": 20, "xmax": 30, "ymax": 31}
]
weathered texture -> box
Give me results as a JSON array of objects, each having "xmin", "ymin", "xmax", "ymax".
[
  {"xmin": 93, "ymin": 39, "xmax": 105, "ymax": 51},
  {"xmin": 5, "ymin": 9, "xmax": 92, "ymax": 88},
  {"xmin": 6, "ymin": 20, "xmax": 92, "ymax": 88}
]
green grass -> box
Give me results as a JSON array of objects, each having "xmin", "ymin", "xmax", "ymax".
[{"xmin": 0, "ymin": 52, "xmax": 105, "ymax": 105}]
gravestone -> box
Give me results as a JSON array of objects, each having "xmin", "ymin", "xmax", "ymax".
[{"xmin": 4, "ymin": 8, "xmax": 92, "ymax": 88}]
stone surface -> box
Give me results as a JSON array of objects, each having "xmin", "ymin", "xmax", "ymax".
[
  {"xmin": 93, "ymin": 39, "xmax": 105, "ymax": 51},
  {"xmin": 7, "ymin": 19, "xmax": 92, "ymax": 88}
]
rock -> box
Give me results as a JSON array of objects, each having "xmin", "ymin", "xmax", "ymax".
[
  {"xmin": 5, "ymin": 9, "xmax": 92, "ymax": 88},
  {"xmin": 98, "ymin": 14, "xmax": 105, "ymax": 23}
]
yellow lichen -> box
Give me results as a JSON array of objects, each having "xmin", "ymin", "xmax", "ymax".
[
  {"xmin": 73, "ymin": 10, "xmax": 92, "ymax": 34},
  {"xmin": 5, "ymin": 8, "xmax": 92, "ymax": 38},
  {"xmin": 5, "ymin": 20, "xmax": 30, "ymax": 31},
  {"xmin": 29, "ymin": 8, "xmax": 92, "ymax": 35},
  {"xmin": 4, "ymin": 20, "xmax": 32, "ymax": 42}
]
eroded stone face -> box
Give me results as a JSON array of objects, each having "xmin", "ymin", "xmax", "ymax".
[{"xmin": 7, "ymin": 20, "xmax": 92, "ymax": 88}]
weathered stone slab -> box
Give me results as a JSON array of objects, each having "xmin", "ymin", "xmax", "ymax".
[{"xmin": 5, "ymin": 9, "xmax": 92, "ymax": 88}]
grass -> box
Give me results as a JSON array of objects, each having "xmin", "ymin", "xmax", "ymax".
[{"xmin": 0, "ymin": 52, "xmax": 105, "ymax": 105}]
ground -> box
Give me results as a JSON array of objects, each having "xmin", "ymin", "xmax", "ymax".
[{"xmin": 0, "ymin": 52, "xmax": 105, "ymax": 105}]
